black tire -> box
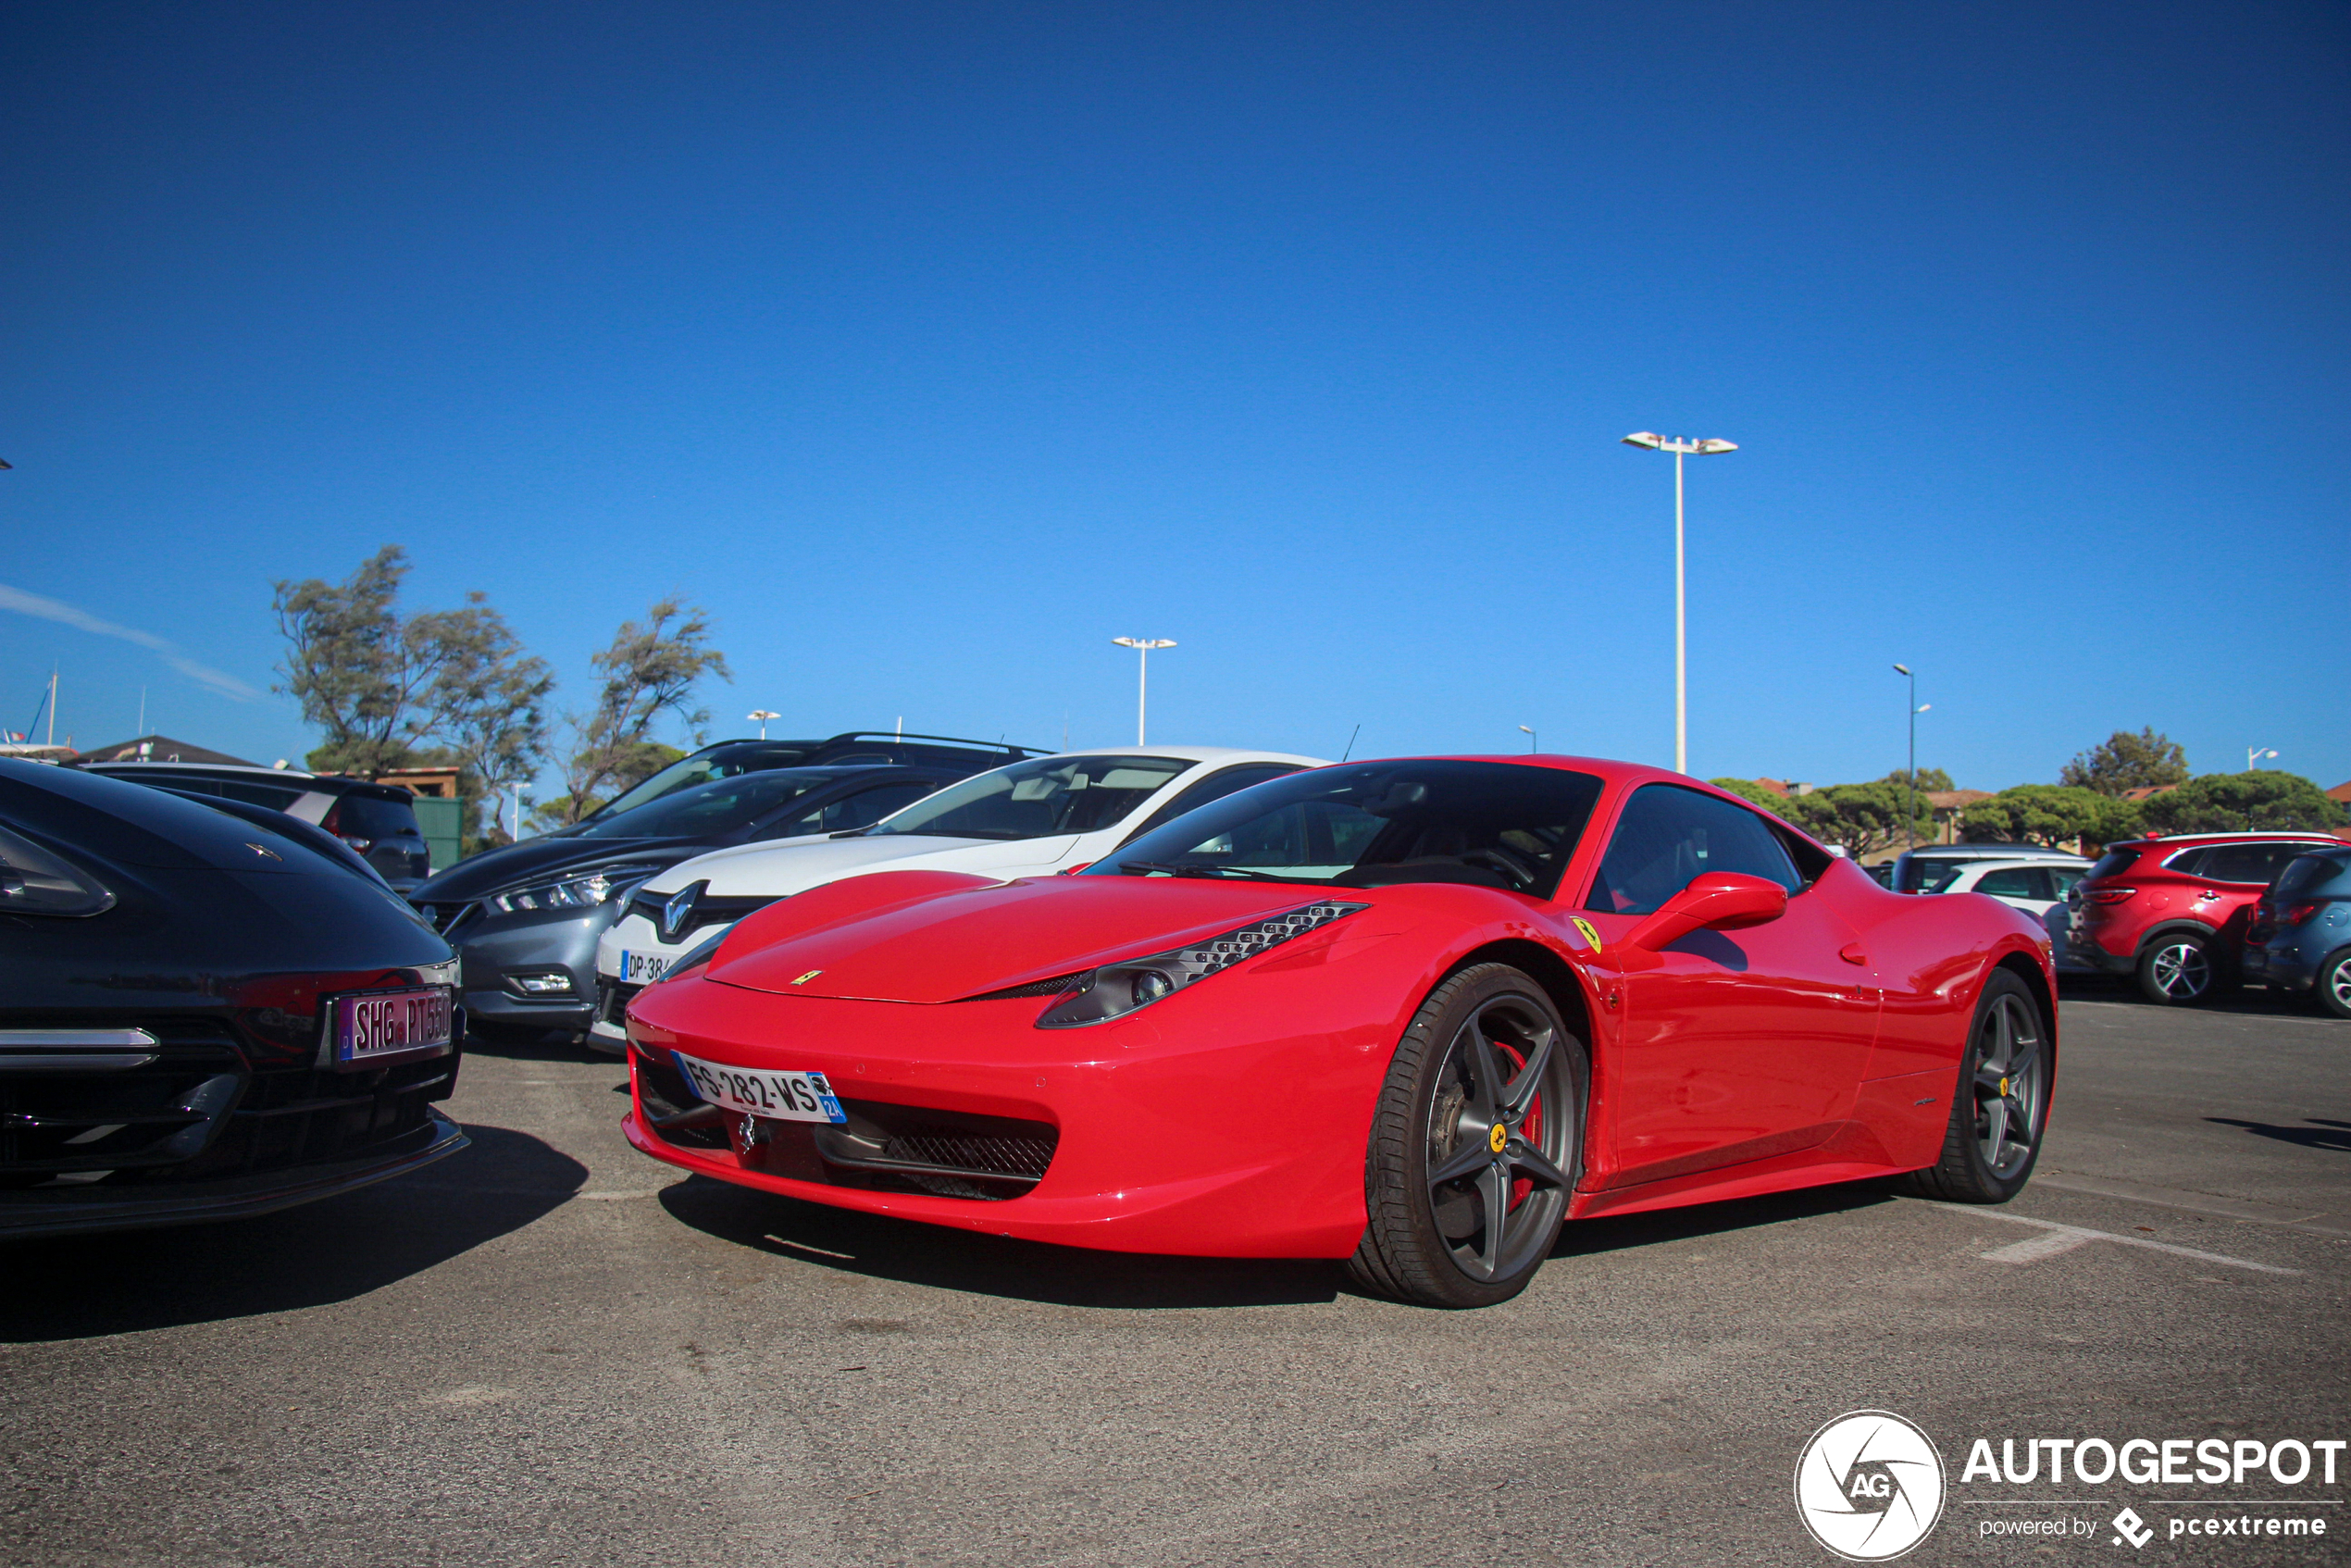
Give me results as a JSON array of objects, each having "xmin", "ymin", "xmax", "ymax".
[
  {"xmin": 1897, "ymin": 969, "xmax": 2052, "ymax": 1203},
  {"xmin": 2135, "ymin": 928, "xmax": 2222, "ymax": 1006},
  {"xmin": 1347, "ymin": 964, "xmax": 1586, "ymax": 1309},
  {"xmin": 2314, "ymin": 950, "xmax": 2351, "ymax": 1021}
]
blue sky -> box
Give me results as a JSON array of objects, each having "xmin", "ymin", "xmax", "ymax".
[{"xmin": 5, "ymin": 2, "xmax": 2345, "ymax": 793}]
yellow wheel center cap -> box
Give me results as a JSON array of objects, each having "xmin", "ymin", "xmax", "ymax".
[
  {"xmin": 1999, "ymin": 1076, "xmax": 2009, "ymax": 1097},
  {"xmin": 1488, "ymin": 1122, "xmax": 1509, "ymax": 1154}
]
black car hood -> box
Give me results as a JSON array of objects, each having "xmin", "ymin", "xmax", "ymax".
[{"xmin": 408, "ymin": 835, "xmax": 703, "ymax": 902}]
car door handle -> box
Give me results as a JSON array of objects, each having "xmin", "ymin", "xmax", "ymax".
[{"xmin": 1838, "ymin": 943, "xmax": 1869, "ymax": 966}]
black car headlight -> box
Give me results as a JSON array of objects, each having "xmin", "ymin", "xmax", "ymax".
[
  {"xmin": 1033, "ymin": 901, "xmax": 1367, "ymax": 1028},
  {"xmin": 486, "ymin": 865, "xmax": 663, "ymax": 915},
  {"xmin": 0, "ymin": 823, "xmax": 116, "ymax": 917}
]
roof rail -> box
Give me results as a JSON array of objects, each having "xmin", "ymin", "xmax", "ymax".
[{"xmin": 815, "ymin": 731, "xmax": 1050, "ymax": 758}]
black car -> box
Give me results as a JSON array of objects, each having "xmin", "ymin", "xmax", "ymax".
[
  {"xmin": 74, "ymin": 760, "xmax": 435, "ymax": 892},
  {"xmin": 0, "ymin": 759, "xmax": 466, "ymax": 1238},
  {"xmin": 408, "ymin": 731, "xmax": 1039, "ymax": 1042}
]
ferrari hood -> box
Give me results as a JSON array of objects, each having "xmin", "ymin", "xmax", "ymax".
[{"xmin": 705, "ymin": 874, "xmax": 1339, "ymax": 1004}]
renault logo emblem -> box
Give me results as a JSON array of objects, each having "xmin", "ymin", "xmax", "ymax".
[{"xmin": 660, "ymin": 880, "xmax": 706, "ymax": 944}]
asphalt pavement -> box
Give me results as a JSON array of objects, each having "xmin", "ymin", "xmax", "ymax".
[{"xmin": 5, "ymin": 981, "xmax": 2345, "ymax": 1567}]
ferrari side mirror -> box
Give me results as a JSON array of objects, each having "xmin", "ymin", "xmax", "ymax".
[{"xmin": 1623, "ymin": 873, "xmax": 1788, "ymax": 952}]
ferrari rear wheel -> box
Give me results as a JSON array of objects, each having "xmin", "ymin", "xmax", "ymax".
[
  {"xmin": 1897, "ymin": 969, "xmax": 2051, "ymax": 1203},
  {"xmin": 1348, "ymin": 964, "xmax": 1585, "ymax": 1309}
]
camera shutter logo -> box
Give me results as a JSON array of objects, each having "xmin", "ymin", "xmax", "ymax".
[{"xmin": 1794, "ymin": 1410, "xmax": 1946, "ymax": 1561}]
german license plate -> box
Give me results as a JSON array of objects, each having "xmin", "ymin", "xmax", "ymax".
[
  {"xmin": 620, "ymin": 950, "xmax": 668, "ymax": 984},
  {"xmin": 672, "ymin": 1051, "xmax": 846, "ymax": 1124},
  {"xmin": 331, "ymin": 987, "xmax": 454, "ymax": 1068}
]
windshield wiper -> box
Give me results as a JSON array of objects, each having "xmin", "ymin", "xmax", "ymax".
[
  {"xmin": 866, "ymin": 826, "xmax": 1028, "ymax": 840},
  {"xmin": 1116, "ymin": 861, "xmax": 1321, "ymax": 883}
]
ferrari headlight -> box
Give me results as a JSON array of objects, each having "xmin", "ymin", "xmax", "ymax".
[
  {"xmin": 0, "ymin": 823, "xmax": 116, "ymax": 917},
  {"xmin": 1034, "ymin": 901, "xmax": 1366, "ymax": 1028},
  {"xmin": 487, "ymin": 865, "xmax": 661, "ymax": 915}
]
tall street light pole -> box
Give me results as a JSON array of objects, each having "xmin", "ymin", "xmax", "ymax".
[
  {"xmin": 2246, "ymin": 746, "xmax": 2277, "ymax": 770},
  {"xmin": 1623, "ymin": 432, "xmax": 1736, "ymax": 773},
  {"xmin": 1111, "ymin": 638, "xmax": 1176, "ymax": 745},
  {"xmin": 1892, "ymin": 665, "xmax": 1931, "ymax": 852},
  {"xmin": 1518, "ymin": 725, "xmax": 1536, "ymax": 753}
]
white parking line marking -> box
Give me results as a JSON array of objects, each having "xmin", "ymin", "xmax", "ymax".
[
  {"xmin": 1981, "ymin": 1230, "xmax": 2093, "ymax": 1264},
  {"xmin": 1932, "ymin": 1205, "xmax": 2301, "ymax": 1276}
]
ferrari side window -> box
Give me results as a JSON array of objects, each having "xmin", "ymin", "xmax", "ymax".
[{"xmin": 1587, "ymin": 785, "xmax": 1804, "ymax": 916}]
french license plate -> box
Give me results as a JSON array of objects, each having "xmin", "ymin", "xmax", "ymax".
[
  {"xmin": 331, "ymin": 986, "xmax": 454, "ymax": 1067},
  {"xmin": 672, "ymin": 1051, "xmax": 846, "ymax": 1125},
  {"xmin": 2242, "ymin": 950, "xmax": 2268, "ymax": 973},
  {"xmin": 620, "ymin": 950, "xmax": 668, "ymax": 984}
]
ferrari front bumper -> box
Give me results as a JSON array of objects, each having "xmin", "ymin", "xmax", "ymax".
[{"xmin": 621, "ymin": 973, "xmax": 1396, "ymax": 1260}]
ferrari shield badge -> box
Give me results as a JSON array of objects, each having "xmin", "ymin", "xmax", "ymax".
[{"xmin": 1570, "ymin": 917, "xmax": 1602, "ymax": 952}]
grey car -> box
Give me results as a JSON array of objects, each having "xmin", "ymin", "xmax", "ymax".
[
  {"xmin": 409, "ymin": 733, "xmax": 1039, "ymax": 1041},
  {"xmin": 2243, "ymin": 846, "xmax": 2351, "ymax": 1018}
]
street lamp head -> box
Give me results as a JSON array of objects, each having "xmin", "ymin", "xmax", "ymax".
[
  {"xmin": 1694, "ymin": 439, "xmax": 1737, "ymax": 454},
  {"xmin": 748, "ymin": 709, "xmax": 779, "ymax": 721},
  {"xmin": 1892, "ymin": 664, "xmax": 1911, "ymax": 677},
  {"xmin": 1917, "ymin": 703, "xmax": 1932, "ymax": 714},
  {"xmin": 1518, "ymin": 726, "xmax": 1535, "ymax": 735},
  {"xmin": 1621, "ymin": 432, "xmax": 1664, "ymax": 450}
]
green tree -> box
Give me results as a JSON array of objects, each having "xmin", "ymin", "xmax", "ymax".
[
  {"xmin": 2139, "ymin": 771, "xmax": 2347, "ymax": 835},
  {"xmin": 1883, "ymin": 767, "xmax": 1954, "ymax": 792},
  {"xmin": 1709, "ymin": 778, "xmax": 1797, "ymax": 813},
  {"xmin": 274, "ymin": 547, "xmax": 553, "ymax": 793},
  {"xmin": 1782, "ymin": 781, "xmax": 1935, "ymax": 860},
  {"xmin": 2061, "ymin": 728, "xmax": 2189, "ymax": 796},
  {"xmin": 546, "ymin": 599, "xmax": 730, "ymax": 825},
  {"xmin": 1961, "ymin": 784, "xmax": 2142, "ymax": 848}
]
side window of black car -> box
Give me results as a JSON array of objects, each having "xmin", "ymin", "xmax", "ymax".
[
  {"xmin": 1586, "ymin": 784, "xmax": 1803, "ymax": 916},
  {"xmin": 832, "ymin": 781, "xmax": 936, "ymax": 832},
  {"xmin": 1118, "ymin": 764, "xmax": 1303, "ymax": 846}
]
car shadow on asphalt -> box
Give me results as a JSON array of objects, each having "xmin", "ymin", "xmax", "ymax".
[
  {"xmin": 658, "ymin": 1176, "xmax": 1343, "ymax": 1310},
  {"xmin": 1548, "ymin": 1179, "xmax": 1898, "ymax": 1261},
  {"xmin": 0, "ymin": 1125, "xmax": 586, "ymax": 1343},
  {"xmin": 2205, "ymin": 1116, "xmax": 2351, "ymax": 1154},
  {"xmin": 2057, "ymin": 976, "xmax": 2319, "ymax": 1019}
]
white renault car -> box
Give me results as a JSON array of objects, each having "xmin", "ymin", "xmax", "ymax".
[
  {"xmin": 1912, "ymin": 852, "xmax": 2095, "ymax": 972},
  {"xmin": 587, "ymin": 746, "xmax": 1327, "ymax": 1051}
]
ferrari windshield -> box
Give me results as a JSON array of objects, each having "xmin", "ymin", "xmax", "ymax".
[
  {"xmin": 1088, "ymin": 760, "xmax": 1604, "ymax": 897},
  {"xmin": 868, "ymin": 753, "xmax": 1191, "ymax": 840},
  {"xmin": 572, "ymin": 769, "xmax": 832, "ymax": 839}
]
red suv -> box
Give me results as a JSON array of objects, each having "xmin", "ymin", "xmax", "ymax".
[{"xmin": 2069, "ymin": 832, "xmax": 2346, "ymax": 1004}]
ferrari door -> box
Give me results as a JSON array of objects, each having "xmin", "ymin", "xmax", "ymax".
[{"xmin": 1580, "ymin": 784, "xmax": 1879, "ymax": 1188}]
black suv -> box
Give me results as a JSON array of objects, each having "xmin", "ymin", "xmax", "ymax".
[
  {"xmin": 406, "ymin": 732, "xmax": 1042, "ymax": 1041},
  {"xmin": 73, "ymin": 761, "xmax": 434, "ymax": 892}
]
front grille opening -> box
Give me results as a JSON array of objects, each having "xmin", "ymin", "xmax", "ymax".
[
  {"xmin": 815, "ymin": 1101, "xmax": 1057, "ymax": 1201},
  {"xmin": 634, "ymin": 1054, "xmax": 1059, "ymax": 1201},
  {"xmin": 0, "ymin": 1021, "xmax": 459, "ymax": 1186}
]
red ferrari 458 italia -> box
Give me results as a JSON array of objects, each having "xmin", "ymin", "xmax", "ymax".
[{"xmin": 623, "ymin": 756, "xmax": 2056, "ymax": 1307}]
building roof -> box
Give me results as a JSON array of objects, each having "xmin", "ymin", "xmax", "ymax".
[
  {"xmin": 2329, "ymin": 779, "xmax": 2351, "ymax": 804},
  {"xmin": 1924, "ymin": 789, "xmax": 1994, "ymax": 811},
  {"xmin": 72, "ymin": 734, "xmax": 260, "ymax": 767}
]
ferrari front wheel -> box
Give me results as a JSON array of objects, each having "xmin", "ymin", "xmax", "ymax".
[
  {"xmin": 1348, "ymin": 964, "xmax": 1586, "ymax": 1309},
  {"xmin": 1897, "ymin": 968, "xmax": 2051, "ymax": 1203}
]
